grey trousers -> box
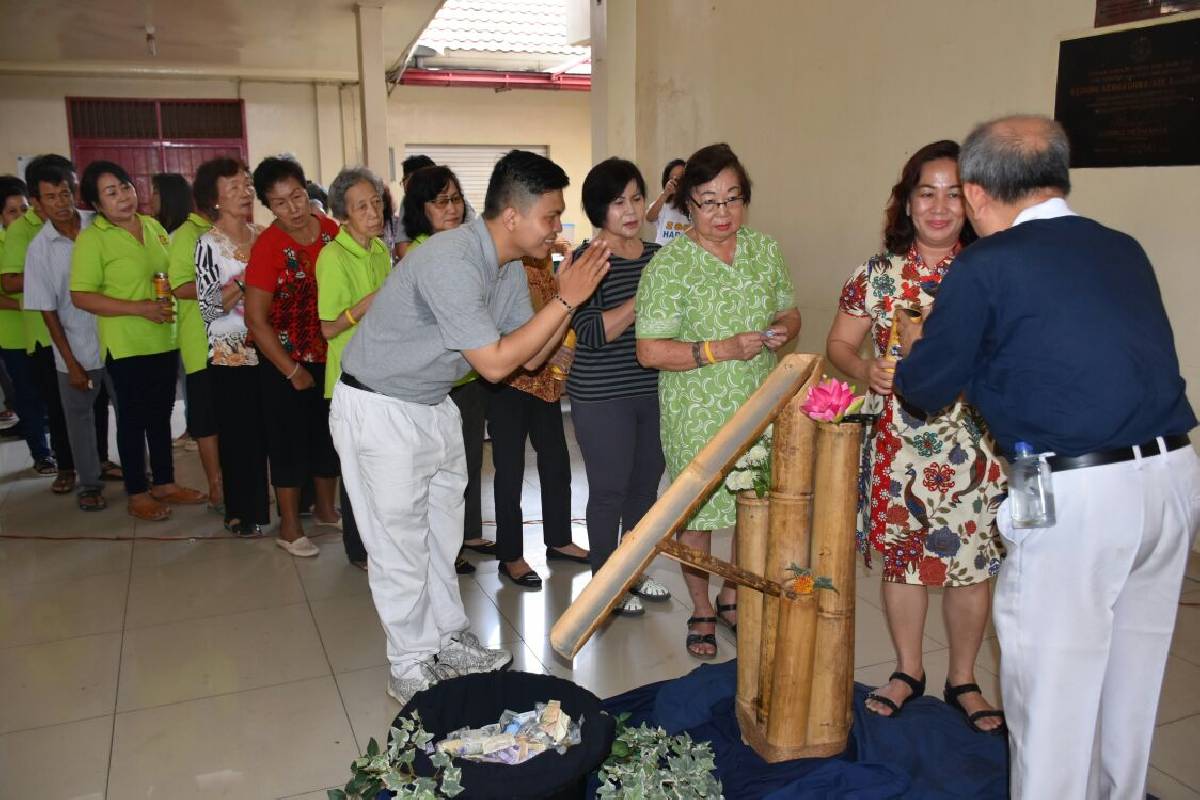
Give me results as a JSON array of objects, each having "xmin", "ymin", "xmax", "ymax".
[{"xmin": 56, "ymin": 368, "xmax": 106, "ymax": 492}]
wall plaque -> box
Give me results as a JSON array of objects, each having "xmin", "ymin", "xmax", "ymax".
[
  {"xmin": 1054, "ymin": 17, "xmax": 1200, "ymax": 167},
  {"xmin": 1095, "ymin": 0, "xmax": 1200, "ymax": 27}
]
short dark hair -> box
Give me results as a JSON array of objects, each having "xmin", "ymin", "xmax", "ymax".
[
  {"xmin": 0, "ymin": 175, "xmax": 28, "ymax": 207},
  {"xmin": 151, "ymin": 173, "xmax": 194, "ymax": 232},
  {"xmin": 483, "ymin": 150, "xmax": 569, "ymax": 220},
  {"xmin": 402, "ymin": 166, "xmax": 461, "ymax": 239},
  {"xmin": 193, "ymin": 158, "xmax": 247, "ymax": 218},
  {"xmin": 402, "ymin": 155, "xmax": 436, "ymax": 180},
  {"xmin": 672, "ymin": 143, "xmax": 752, "ymax": 216},
  {"xmin": 306, "ymin": 181, "xmax": 328, "ymax": 207},
  {"xmin": 959, "ymin": 115, "xmax": 1071, "ymax": 203},
  {"xmin": 252, "ymin": 157, "xmax": 307, "ymax": 206},
  {"xmin": 26, "ymin": 156, "xmax": 76, "ymax": 199},
  {"xmin": 23, "ymin": 154, "xmax": 74, "ymax": 191},
  {"xmin": 581, "ymin": 158, "xmax": 646, "ymax": 228},
  {"xmin": 660, "ymin": 158, "xmax": 685, "ymax": 189},
  {"xmin": 883, "ymin": 140, "xmax": 976, "ymax": 254},
  {"xmin": 80, "ymin": 160, "xmax": 134, "ymax": 211}
]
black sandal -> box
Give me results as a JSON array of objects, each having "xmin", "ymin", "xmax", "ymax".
[
  {"xmin": 77, "ymin": 488, "xmax": 106, "ymax": 512},
  {"xmin": 685, "ymin": 616, "xmax": 719, "ymax": 659},
  {"xmin": 865, "ymin": 671, "xmax": 926, "ymax": 717},
  {"xmin": 716, "ymin": 602, "xmax": 737, "ymax": 634},
  {"xmin": 944, "ymin": 681, "xmax": 1007, "ymax": 735}
]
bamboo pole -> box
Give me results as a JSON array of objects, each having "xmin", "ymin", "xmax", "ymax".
[
  {"xmin": 734, "ymin": 491, "xmax": 770, "ymax": 723},
  {"xmin": 805, "ymin": 421, "xmax": 863, "ymax": 747},
  {"xmin": 765, "ymin": 591, "xmax": 818, "ymax": 749},
  {"xmin": 550, "ymin": 354, "xmax": 822, "ymax": 659},
  {"xmin": 656, "ymin": 538, "xmax": 780, "ymax": 596},
  {"xmin": 757, "ymin": 386, "xmax": 819, "ymax": 721}
]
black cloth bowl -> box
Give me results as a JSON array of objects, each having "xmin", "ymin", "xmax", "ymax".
[{"xmin": 394, "ymin": 670, "xmax": 615, "ymax": 800}]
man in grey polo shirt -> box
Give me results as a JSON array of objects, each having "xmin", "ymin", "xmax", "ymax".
[
  {"xmin": 22, "ymin": 160, "xmax": 112, "ymax": 512},
  {"xmin": 331, "ymin": 150, "xmax": 609, "ymax": 703}
]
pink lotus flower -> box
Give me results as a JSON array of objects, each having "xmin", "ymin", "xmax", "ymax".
[{"xmin": 802, "ymin": 377, "xmax": 863, "ymax": 423}]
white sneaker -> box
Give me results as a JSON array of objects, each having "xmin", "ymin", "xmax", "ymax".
[
  {"xmin": 386, "ymin": 659, "xmax": 442, "ymax": 705},
  {"xmin": 275, "ymin": 535, "xmax": 319, "ymax": 557},
  {"xmin": 613, "ymin": 593, "xmax": 644, "ymax": 616},
  {"xmin": 436, "ymin": 632, "xmax": 512, "ymax": 675},
  {"xmin": 632, "ymin": 575, "xmax": 671, "ymax": 601}
]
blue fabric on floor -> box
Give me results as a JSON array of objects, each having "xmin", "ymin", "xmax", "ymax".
[{"xmin": 601, "ymin": 660, "xmax": 1009, "ymax": 800}]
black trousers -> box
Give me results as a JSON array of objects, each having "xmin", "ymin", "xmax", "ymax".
[
  {"xmin": 571, "ymin": 395, "xmax": 665, "ymax": 574},
  {"xmin": 184, "ymin": 367, "xmax": 219, "ymax": 439},
  {"xmin": 257, "ymin": 360, "xmax": 339, "ymax": 487},
  {"xmin": 209, "ymin": 364, "xmax": 270, "ymax": 525},
  {"xmin": 487, "ymin": 384, "xmax": 572, "ymax": 562},
  {"xmin": 449, "ymin": 379, "xmax": 489, "ymax": 542},
  {"xmin": 106, "ymin": 350, "xmax": 177, "ymax": 495},
  {"xmin": 0, "ymin": 348, "xmax": 49, "ymax": 461},
  {"xmin": 29, "ymin": 344, "xmax": 74, "ymax": 470},
  {"xmin": 341, "ymin": 481, "xmax": 365, "ymax": 561}
]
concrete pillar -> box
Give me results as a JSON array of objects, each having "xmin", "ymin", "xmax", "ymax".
[
  {"xmin": 314, "ymin": 82, "xmax": 344, "ymax": 186},
  {"xmin": 355, "ymin": 2, "xmax": 389, "ymax": 175},
  {"xmin": 590, "ymin": 0, "xmax": 638, "ymax": 164}
]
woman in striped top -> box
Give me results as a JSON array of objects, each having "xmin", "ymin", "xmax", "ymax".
[{"xmin": 569, "ymin": 158, "xmax": 672, "ymax": 617}]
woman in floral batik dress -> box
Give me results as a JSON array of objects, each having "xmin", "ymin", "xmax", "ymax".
[{"xmin": 825, "ymin": 140, "xmax": 1006, "ymax": 734}]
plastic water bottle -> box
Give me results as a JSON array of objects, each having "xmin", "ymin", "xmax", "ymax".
[{"xmin": 1008, "ymin": 441, "xmax": 1055, "ymax": 528}]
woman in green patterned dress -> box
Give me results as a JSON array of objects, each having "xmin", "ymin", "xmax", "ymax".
[{"xmin": 636, "ymin": 144, "xmax": 800, "ymax": 658}]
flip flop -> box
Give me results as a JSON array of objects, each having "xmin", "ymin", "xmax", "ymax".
[
  {"xmin": 128, "ymin": 496, "xmax": 171, "ymax": 522},
  {"xmin": 51, "ymin": 470, "xmax": 77, "ymax": 494},
  {"xmin": 99, "ymin": 461, "xmax": 124, "ymax": 481}
]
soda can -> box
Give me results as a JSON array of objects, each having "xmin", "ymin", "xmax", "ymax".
[{"xmin": 153, "ymin": 272, "xmax": 171, "ymax": 301}]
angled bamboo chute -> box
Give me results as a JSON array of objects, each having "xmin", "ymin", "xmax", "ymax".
[{"xmin": 548, "ymin": 352, "xmax": 864, "ymax": 762}]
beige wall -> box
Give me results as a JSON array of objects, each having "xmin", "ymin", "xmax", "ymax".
[
  {"xmin": 388, "ymin": 84, "xmax": 593, "ymax": 231},
  {"xmin": 632, "ymin": 1, "xmax": 1200, "ymax": 436},
  {"xmin": 0, "ymin": 75, "xmax": 592, "ymax": 230}
]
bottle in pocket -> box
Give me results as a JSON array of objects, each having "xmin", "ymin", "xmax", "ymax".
[{"xmin": 1007, "ymin": 441, "xmax": 1055, "ymax": 528}]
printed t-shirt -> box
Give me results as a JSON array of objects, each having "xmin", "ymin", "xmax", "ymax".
[
  {"xmin": 0, "ymin": 207, "xmax": 52, "ymax": 352},
  {"xmin": 167, "ymin": 212, "xmax": 214, "ymax": 373},
  {"xmin": 244, "ymin": 215, "xmax": 338, "ymax": 364},
  {"xmin": 69, "ymin": 213, "xmax": 177, "ymax": 359},
  {"xmin": 316, "ymin": 227, "xmax": 391, "ymax": 397}
]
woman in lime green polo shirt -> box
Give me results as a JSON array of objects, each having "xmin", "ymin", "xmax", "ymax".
[
  {"xmin": 316, "ymin": 167, "xmax": 390, "ymax": 568},
  {"xmin": 399, "ymin": 166, "xmax": 491, "ymax": 573},
  {"xmin": 70, "ymin": 161, "xmax": 206, "ymax": 522}
]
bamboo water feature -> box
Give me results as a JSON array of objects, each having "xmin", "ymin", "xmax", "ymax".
[{"xmin": 549, "ymin": 353, "xmax": 864, "ymax": 762}]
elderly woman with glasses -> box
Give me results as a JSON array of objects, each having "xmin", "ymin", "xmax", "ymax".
[
  {"xmin": 400, "ymin": 166, "xmax": 493, "ymax": 574},
  {"xmin": 635, "ymin": 143, "xmax": 801, "ymax": 659}
]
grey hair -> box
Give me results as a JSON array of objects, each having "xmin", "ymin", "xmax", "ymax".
[
  {"xmin": 959, "ymin": 115, "xmax": 1071, "ymax": 203},
  {"xmin": 328, "ymin": 166, "xmax": 386, "ymax": 221}
]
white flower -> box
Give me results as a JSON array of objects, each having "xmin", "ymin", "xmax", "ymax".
[
  {"xmin": 746, "ymin": 444, "xmax": 768, "ymax": 464},
  {"xmin": 734, "ymin": 454, "xmax": 751, "ymax": 470}
]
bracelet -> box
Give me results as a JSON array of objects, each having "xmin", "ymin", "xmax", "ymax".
[
  {"xmin": 691, "ymin": 341, "xmax": 704, "ymax": 369},
  {"xmin": 552, "ymin": 293, "xmax": 574, "ymax": 315},
  {"xmin": 285, "ymin": 363, "xmax": 300, "ymax": 381},
  {"xmin": 344, "ymin": 307, "xmax": 357, "ymax": 326},
  {"xmin": 703, "ymin": 340, "xmax": 717, "ymax": 364}
]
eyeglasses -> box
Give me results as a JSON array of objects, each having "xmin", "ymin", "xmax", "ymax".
[
  {"xmin": 689, "ymin": 195, "xmax": 745, "ymax": 214},
  {"xmin": 430, "ymin": 193, "xmax": 464, "ymax": 209}
]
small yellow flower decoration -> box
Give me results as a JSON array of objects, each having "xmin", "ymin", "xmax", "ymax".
[{"xmin": 785, "ymin": 563, "xmax": 837, "ymax": 595}]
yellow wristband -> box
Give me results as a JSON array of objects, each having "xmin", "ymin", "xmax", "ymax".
[
  {"xmin": 344, "ymin": 308, "xmax": 357, "ymax": 326},
  {"xmin": 703, "ymin": 340, "xmax": 716, "ymax": 364}
]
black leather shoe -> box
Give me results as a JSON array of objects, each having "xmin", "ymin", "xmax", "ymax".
[
  {"xmin": 545, "ymin": 547, "xmax": 589, "ymax": 564},
  {"xmin": 499, "ymin": 562, "xmax": 542, "ymax": 588},
  {"xmin": 454, "ymin": 555, "xmax": 476, "ymax": 575}
]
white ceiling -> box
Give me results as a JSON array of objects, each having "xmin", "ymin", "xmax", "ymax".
[{"xmin": 0, "ymin": 0, "xmax": 446, "ymax": 81}]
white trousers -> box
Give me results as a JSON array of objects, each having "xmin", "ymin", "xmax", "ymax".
[
  {"xmin": 329, "ymin": 382, "xmax": 470, "ymax": 680},
  {"xmin": 994, "ymin": 443, "xmax": 1200, "ymax": 800}
]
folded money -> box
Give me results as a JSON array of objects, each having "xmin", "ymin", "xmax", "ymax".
[{"xmin": 436, "ymin": 699, "xmax": 582, "ymax": 765}]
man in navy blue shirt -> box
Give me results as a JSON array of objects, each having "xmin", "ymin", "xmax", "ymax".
[{"xmin": 895, "ymin": 115, "xmax": 1197, "ymax": 800}]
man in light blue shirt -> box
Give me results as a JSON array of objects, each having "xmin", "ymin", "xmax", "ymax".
[{"xmin": 23, "ymin": 163, "xmax": 113, "ymax": 511}]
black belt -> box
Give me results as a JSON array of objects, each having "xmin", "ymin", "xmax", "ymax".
[
  {"xmin": 340, "ymin": 372, "xmax": 379, "ymax": 394},
  {"xmin": 1045, "ymin": 433, "xmax": 1191, "ymax": 473}
]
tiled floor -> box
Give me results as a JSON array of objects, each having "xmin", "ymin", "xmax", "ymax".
[{"xmin": 1, "ymin": 408, "xmax": 1198, "ymax": 799}]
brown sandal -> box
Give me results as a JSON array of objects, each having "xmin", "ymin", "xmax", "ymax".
[
  {"xmin": 51, "ymin": 470, "xmax": 76, "ymax": 494},
  {"xmin": 128, "ymin": 495, "xmax": 171, "ymax": 522},
  {"xmin": 151, "ymin": 486, "xmax": 208, "ymax": 505}
]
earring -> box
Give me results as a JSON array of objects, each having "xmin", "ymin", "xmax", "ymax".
[{"xmin": 214, "ymin": 203, "xmax": 220, "ymax": 210}]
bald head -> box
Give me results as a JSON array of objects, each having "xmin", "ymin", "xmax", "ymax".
[{"xmin": 960, "ymin": 114, "xmax": 1071, "ymax": 203}]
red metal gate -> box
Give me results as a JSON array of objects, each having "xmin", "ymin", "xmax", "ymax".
[{"xmin": 67, "ymin": 98, "xmax": 248, "ymax": 214}]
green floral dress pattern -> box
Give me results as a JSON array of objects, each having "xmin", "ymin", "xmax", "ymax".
[{"xmin": 636, "ymin": 227, "xmax": 795, "ymax": 530}]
